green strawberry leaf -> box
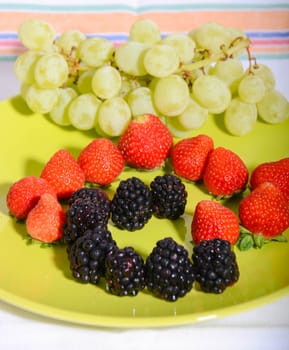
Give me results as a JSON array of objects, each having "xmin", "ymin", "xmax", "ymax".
[
  {"xmin": 237, "ymin": 232, "xmax": 254, "ymax": 251},
  {"xmin": 237, "ymin": 227, "xmax": 288, "ymax": 251},
  {"xmin": 24, "ymin": 234, "xmax": 62, "ymax": 248}
]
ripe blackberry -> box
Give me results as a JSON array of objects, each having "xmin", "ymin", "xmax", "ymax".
[
  {"xmin": 192, "ymin": 238, "xmax": 239, "ymax": 294},
  {"xmin": 150, "ymin": 174, "xmax": 187, "ymax": 219},
  {"xmin": 63, "ymin": 190, "xmax": 111, "ymax": 245},
  {"xmin": 105, "ymin": 246, "xmax": 146, "ymax": 296},
  {"xmin": 145, "ymin": 237, "xmax": 195, "ymax": 301},
  {"xmin": 68, "ymin": 225, "xmax": 116, "ymax": 284},
  {"xmin": 69, "ymin": 187, "xmax": 110, "ymax": 207},
  {"xmin": 111, "ymin": 177, "xmax": 153, "ymax": 231}
]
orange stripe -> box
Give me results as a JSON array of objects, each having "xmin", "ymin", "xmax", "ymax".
[{"xmin": 0, "ymin": 10, "xmax": 288, "ymax": 33}]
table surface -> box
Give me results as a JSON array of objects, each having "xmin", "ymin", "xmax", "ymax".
[{"xmin": 1, "ymin": 60, "xmax": 289, "ymax": 350}]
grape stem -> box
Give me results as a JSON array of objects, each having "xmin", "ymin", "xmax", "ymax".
[{"xmin": 179, "ymin": 37, "xmax": 251, "ymax": 73}]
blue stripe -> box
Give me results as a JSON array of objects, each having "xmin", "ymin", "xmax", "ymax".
[
  {"xmin": 0, "ymin": 3, "xmax": 289, "ymax": 12},
  {"xmin": 1, "ymin": 31, "xmax": 289, "ymax": 41}
]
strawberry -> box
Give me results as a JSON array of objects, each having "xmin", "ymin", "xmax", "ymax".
[
  {"xmin": 117, "ymin": 114, "xmax": 173, "ymax": 170},
  {"xmin": 170, "ymin": 134, "xmax": 214, "ymax": 181},
  {"xmin": 203, "ymin": 147, "xmax": 249, "ymax": 197},
  {"xmin": 191, "ymin": 200, "xmax": 240, "ymax": 245},
  {"xmin": 40, "ymin": 149, "xmax": 85, "ymax": 199},
  {"xmin": 250, "ymin": 158, "xmax": 289, "ymax": 203},
  {"xmin": 6, "ymin": 176, "xmax": 57, "ymax": 219},
  {"xmin": 239, "ymin": 182, "xmax": 289, "ymax": 238},
  {"xmin": 26, "ymin": 193, "xmax": 66, "ymax": 243},
  {"xmin": 78, "ymin": 138, "xmax": 124, "ymax": 185}
]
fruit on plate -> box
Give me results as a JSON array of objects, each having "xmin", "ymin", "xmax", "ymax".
[
  {"xmin": 68, "ymin": 225, "xmax": 116, "ymax": 284},
  {"xmin": 6, "ymin": 176, "xmax": 57, "ymax": 219},
  {"xmin": 105, "ymin": 246, "xmax": 146, "ymax": 296},
  {"xmin": 40, "ymin": 149, "xmax": 85, "ymax": 199},
  {"xmin": 111, "ymin": 177, "xmax": 153, "ymax": 231},
  {"xmin": 239, "ymin": 182, "xmax": 289, "ymax": 239},
  {"xmin": 203, "ymin": 147, "xmax": 249, "ymax": 197},
  {"xmin": 191, "ymin": 200, "xmax": 240, "ymax": 245},
  {"xmin": 26, "ymin": 193, "xmax": 66, "ymax": 243},
  {"xmin": 192, "ymin": 238, "xmax": 239, "ymax": 294},
  {"xmin": 250, "ymin": 158, "xmax": 289, "ymax": 203},
  {"xmin": 145, "ymin": 237, "xmax": 195, "ymax": 301},
  {"xmin": 117, "ymin": 114, "xmax": 173, "ymax": 170},
  {"xmin": 150, "ymin": 173, "xmax": 187, "ymax": 220},
  {"xmin": 78, "ymin": 138, "xmax": 125, "ymax": 185},
  {"xmin": 15, "ymin": 18, "xmax": 289, "ymax": 139},
  {"xmin": 170, "ymin": 134, "xmax": 214, "ymax": 181}
]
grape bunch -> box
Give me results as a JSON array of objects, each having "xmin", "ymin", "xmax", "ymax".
[{"xmin": 15, "ymin": 18, "xmax": 289, "ymax": 137}]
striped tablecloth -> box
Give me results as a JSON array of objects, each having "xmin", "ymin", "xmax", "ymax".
[{"xmin": 0, "ymin": 0, "xmax": 288, "ymax": 60}]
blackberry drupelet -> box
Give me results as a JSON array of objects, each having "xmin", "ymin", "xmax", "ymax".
[
  {"xmin": 69, "ymin": 187, "xmax": 110, "ymax": 207},
  {"xmin": 150, "ymin": 174, "xmax": 187, "ymax": 219},
  {"xmin": 145, "ymin": 237, "xmax": 195, "ymax": 301},
  {"xmin": 68, "ymin": 225, "xmax": 116, "ymax": 284},
  {"xmin": 63, "ymin": 190, "xmax": 111, "ymax": 245},
  {"xmin": 105, "ymin": 246, "xmax": 146, "ymax": 296},
  {"xmin": 111, "ymin": 177, "xmax": 153, "ymax": 231},
  {"xmin": 192, "ymin": 238, "xmax": 239, "ymax": 294}
]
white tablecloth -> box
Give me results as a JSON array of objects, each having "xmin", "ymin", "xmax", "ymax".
[{"xmin": 1, "ymin": 59, "xmax": 289, "ymax": 350}]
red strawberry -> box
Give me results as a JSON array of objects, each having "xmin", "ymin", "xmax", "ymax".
[
  {"xmin": 26, "ymin": 193, "xmax": 66, "ymax": 243},
  {"xmin": 170, "ymin": 134, "xmax": 214, "ymax": 181},
  {"xmin": 78, "ymin": 138, "xmax": 124, "ymax": 185},
  {"xmin": 118, "ymin": 114, "xmax": 173, "ymax": 170},
  {"xmin": 250, "ymin": 158, "xmax": 289, "ymax": 202},
  {"xmin": 203, "ymin": 147, "xmax": 249, "ymax": 197},
  {"xmin": 239, "ymin": 182, "xmax": 289, "ymax": 238},
  {"xmin": 191, "ymin": 200, "xmax": 240, "ymax": 245},
  {"xmin": 41, "ymin": 149, "xmax": 85, "ymax": 199},
  {"xmin": 6, "ymin": 176, "xmax": 57, "ymax": 219}
]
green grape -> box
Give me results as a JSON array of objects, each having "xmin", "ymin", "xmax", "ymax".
[
  {"xmin": 194, "ymin": 22, "xmax": 232, "ymax": 54},
  {"xmin": 176, "ymin": 97, "xmax": 208, "ymax": 129},
  {"xmin": 25, "ymin": 84, "xmax": 59, "ymax": 114},
  {"xmin": 153, "ymin": 75, "xmax": 189, "ymax": 116},
  {"xmin": 165, "ymin": 117, "xmax": 195, "ymax": 138},
  {"xmin": 20, "ymin": 83, "xmax": 30, "ymax": 100},
  {"xmin": 97, "ymin": 97, "xmax": 131, "ymax": 137},
  {"xmin": 126, "ymin": 86, "xmax": 157, "ymax": 117},
  {"xmin": 192, "ymin": 75, "xmax": 231, "ymax": 114},
  {"xmin": 224, "ymin": 97, "xmax": 257, "ymax": 136},
  {"xmin": 78, "ymin": 38, "xmax": 114, "ymax": 67},
  {"xmin": 162, "ymin": 33, "xmax": 195, "ymax": 64},
  {"xmin": 129, "ymin": 18, "xmax": 161, "ymax": 44},
  {"xmin": 91, "ymin": 66, "xmax": 122, "ymax": 99},
  {"xmin": 18, "ymin": 19, "xmax": 56, "ymax": 51},
  {"xmin": 76, "ymin": 70, "xmax": 95, "ymax": 94},
  {"xmin": 49, "ymin": 87, "xmax": 77, "ymax": 126},
  {"xmin": 34, "ymin": 53, "xmax": 69, "ymax": 89},
  {"xmin": 209, "ymin": 57, "xmax": 244, "ymax": 87},
  {"xmin": 245, "ymin": 64, "xmax": 275, "ymax": 92},
  {"xmin": 238, "ymin": 74, "xmax": 265, "ymax": 104},
  {"xmin": 57, "ymin": 29, "xmax": 86, "ymax": 55},
  {"xmin": 257, "ymin": 90, "xmax": 289, "ymax": 124},
  {"xmin": 14, "ymin": 50, "xmax": 43, "ymax": 85},
  {"xmin": 68, "ymin": 93, "xmax": 101, "ymax": 130},
  {"xmin": 143, "ymin": 44, "xmax": 179, "ymax": 78},
  {"xmin": 114, "ymin": 41, "xmax": 149, "ymax": 76}
]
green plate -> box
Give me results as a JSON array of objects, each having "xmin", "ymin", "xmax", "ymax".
[{"xmin": 0, "ymin": 96, "xmax": 288, "ymax": 328}]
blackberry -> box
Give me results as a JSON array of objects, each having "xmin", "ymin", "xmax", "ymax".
[
  {"xmin": 111, "ymin": 177, "xmax": 153, "ymax": 231},
  {"xmin": 69, "ymin": 187, "xmax": 110, "ymax": 207},
  {"xmin": 192, "ymin": 238, "xmax": 239, "ymax": 294},
  {"xmin": 105, "ymin": 246, "xmax": 146, "ymax": 296},
  {"xmin": 145, "ymin": 237, "xmax": 195, "ymax": 301},
  {"xmin": 63, "ymin": 189, "xmax": 111, "ymax": 244},
  {"xmin": 150, "ymin": 174, "xmax": 187, "ymax": 219},
  {"xmin": 68, "ymin": 225, "xmax": 116, "ymax": 284}
]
